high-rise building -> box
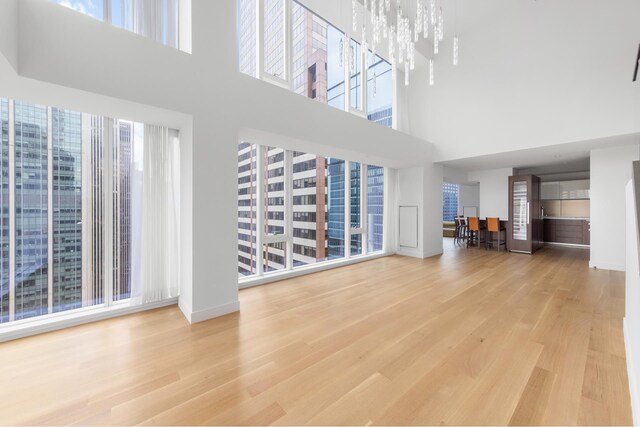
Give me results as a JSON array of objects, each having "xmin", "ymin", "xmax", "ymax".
[
  {"xmin": 238, "ymin": 0, "xmax": 257, "ymax": 78},
  {"xmin": 51, "ymin": 108, "xmax": 83, "ymax": 313},
  {"xmin": 0, "ymin": 99, "xmax": 135, "ymax": 323},
  {"xmin": 367, "ymin": 165, "xmax": 385, "ymax": 252},
  {"xmin": 236, "ymin": 1, "xmax": 387, "ymax": 276},
  {"xmin": 263, "ymin": 0, "xmax": 285, "ymax": 79},
  {"xmin": 14, "ymin": 102, "xmax": 49, "ymax": 321},
  {"xmin": 114, "ymin": 121, "xmax": 132, "ymax": 300},
  {"xmin": 443, "ymin": 182, "xmax": 459, "ymax": 221},
  {"xmin": 368, "ymin": 107, "xmax": 393, "ymax": 129},
  {"xmin": 0, "ymin": 99, "xmax": 10, "ymax": 322}
]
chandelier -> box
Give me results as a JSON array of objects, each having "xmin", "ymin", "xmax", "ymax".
[{"xmin": 341, "ymin": 0, "xmax": 459, "ymax": 88}]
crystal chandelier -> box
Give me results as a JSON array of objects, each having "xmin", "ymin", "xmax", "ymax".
[{"xmin": 349, "ymin": 0, "xmax": 458, "ymax": 88}]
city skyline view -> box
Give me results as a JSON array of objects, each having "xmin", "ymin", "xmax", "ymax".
[
  {"xmin": 0, "ymin": 98, "xmax": 143, "ymax": 324},
  {"xmin": 239, "ymin": 0, "xmax": 394, "ymax": 128}
]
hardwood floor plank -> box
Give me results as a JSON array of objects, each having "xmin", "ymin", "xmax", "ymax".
[{"xmin": 0, "ymin": 242, "xmax": 632, "ymax": 426}]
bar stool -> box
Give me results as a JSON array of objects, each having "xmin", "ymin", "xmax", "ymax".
[
  {"xmin": 467, "ymin": 217, "xmax": 485, "ymax": 248},
  {"xmin": 455, "ymin": 216, "xmax": 467, "ymax": 244},
  {"xmin": 486, "ymin": 217, "xmax": 506, "ymax": 251}
]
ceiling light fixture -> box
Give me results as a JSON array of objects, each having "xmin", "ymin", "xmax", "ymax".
[{"xmin": 354, "ymin": 0, "xmax": 458, "ymax": 87}]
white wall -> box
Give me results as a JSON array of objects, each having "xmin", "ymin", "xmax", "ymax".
[
  {"xmin": 625, "ymin": 179, "xmax": 640, "ymax": 425},
  {"xmin": 0, "ymin": 0, "xmax": 18, "ymax": 72},
  {"xmin": 591, "ymin": 145, "xmax": 640, "ymax": 271},
  {"xmin": 397, "ymin": 167, "xmax": 425, "ymax": 259},
  {"xmin": 423, "ymin": 162, "xmax": 445, "ymax": 257},
  {"xmin": 2, "ymin": 0, "xmax": 438, "ymax": 323},
  {"xmin": 459, "ymin": 184, "xmax": 480, "ymax": 216},
  {"xmin": 396, "ymin": 162, "xmax": 444, "ymax": 259},
  {"xmin": 417, "ymin": 0, "xmax": 640, "ymax": 163},
  {"xmin": 468, "ymin": 168, "xmax": 513, "ymax": 219}
]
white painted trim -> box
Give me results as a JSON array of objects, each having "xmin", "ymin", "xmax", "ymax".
[
  {"xmin": 0, "ymin": 298, "xmax": 179, "ymax": 343},
  {"xmin": 422, "ymin": 248, "xmax": 445, "ymax": 259},
  {"xmin": 396, "ymin": 247, "xmax": 424, "ymax": 259},
  {"xmin": 239, "ymin": 251, "xmax": 391, "ymax": 289},
  {"xmin": 625, "ymin": 317, "xmax": 640, "ymax": 426},
  {"xmin": 181, "ymin": 300, "xmax": 240, "ymax": 324},
  {"xmin": 588, "ymin": 261, "xmax": 626, "ymax": 272},
  {"xmin": 396, "ymin": 247, "xmax": 443, "ymax": 259}
]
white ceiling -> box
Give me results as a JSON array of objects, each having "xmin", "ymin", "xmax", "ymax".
[{"xmin": 437, "ymin": 132, "xmax": 640, "ymax": 172}]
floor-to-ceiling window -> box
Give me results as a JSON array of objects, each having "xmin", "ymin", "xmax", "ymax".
[
  {"xmin": 238, "ymin": 142, "xmax": 385, "ymax": 281},
  {"xmin": 290, "ymin": 1, "xmax": 345, "ymax": 111},
  {"xmin": 367, "ymin": 165, "xmax": 384, "ymax": 252},
  {"xmin": 0, "ymin": 97, "xmax": 178, "ymax": 327},
  {"xmin": 238, "ymin": 0, "xmax": 394, "ymax": 128},
  {"xmin": 443, "ymin": 182, "xmax": 459, "ymax": 221},
  {"xmin": 51, "ymin": 0, "xmax": 183, "ymax": 50},
  {"xmin": 367, "ymin": 52, "xmax": 393, "ymax": 128}
]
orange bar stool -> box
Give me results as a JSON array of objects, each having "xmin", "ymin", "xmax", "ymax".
[
  {"xmin": 486, "ymin": 217, "xmax": 507, "ymax": 251},
  {"xmin": 467, "ymin": 217, "xmax": 486, "ymax": 248}
]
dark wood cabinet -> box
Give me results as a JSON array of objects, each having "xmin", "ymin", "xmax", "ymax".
[
  {"xmin": 542, "ymin": 219, "xmax": 590, "ymax": 246},
  {"xmin": 508, "ymin": 175, "xmax": 542, "ymax": 254},
  {"xmin": 543, "ymin": 219, "xmax": 556, "ymax": 242}
]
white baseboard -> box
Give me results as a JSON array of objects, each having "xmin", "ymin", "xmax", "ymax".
[
  {"xmin": 423, "ymin": 248, "xmax": 444, "ymax": 259},
  {"xmin": 180, "ymin": 300, "xmax": 240, "ymax": 324},
  {"xmin": 397, "ymin": 247, "xmax": 443, "ymax": 259},
  {"xmin": 625, "ymin": 318, "xmax": 640, "ymax": 426},
  {"xmin": 397, "ymin": 247, "xmax": 423, "ymax": 258},
  {"xmin": 0, "ymin": 298, "xmax": 179, "ymax": 343},
  {"xmin": 589, "ymin": 260, "xmax": 626, "ymax": 272}
]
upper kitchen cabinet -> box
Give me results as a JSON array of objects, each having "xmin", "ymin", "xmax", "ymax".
[{"xmin": 541, "ymin": 180, "xmax": 590, "ymax": 200}]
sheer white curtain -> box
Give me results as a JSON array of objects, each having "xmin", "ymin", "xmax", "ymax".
[
  {"xmin": 131, "ymin": 125, "xmax": 180, "ymax": 304},
  {"xmin": 122, "ymin": 0, "xmax": 179, "ymax": 47}
]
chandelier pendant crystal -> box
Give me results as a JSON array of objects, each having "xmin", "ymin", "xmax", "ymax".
[
  {"xmin": 453, "ymin": 34, "xmax": 459, "ymax": 65},
  {"xmin": 429, "ymin": 58, "xmax": 434, "ymax": 86},
  {"xmin": 353, "ymin": 0, "xmax": 457, "ymax": 87}
]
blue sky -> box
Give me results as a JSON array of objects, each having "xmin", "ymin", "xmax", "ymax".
[{"xmin": 55, "ymin": 0, "xmax": 103, "ymax": 20}]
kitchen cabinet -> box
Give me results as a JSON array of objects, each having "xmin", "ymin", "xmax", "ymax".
[
  {"xmin": 541, "ymin": 182, "xmax": 560, "ymax": 200},
  {"xmin": 508, "ymin": 175, "xmax": 543, "ymax": 254},
  {"xmin": 541, "ymin": 179, "xmax": 590, "ymax": 200},
  {"xmin": 543, "ymin": 218, "xmax": 590, "ymax": 246}
]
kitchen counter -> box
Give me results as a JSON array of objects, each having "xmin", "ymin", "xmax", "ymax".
[{"xmin": 543, "ymin": 217, "xmax": 590, "ymax": 220}]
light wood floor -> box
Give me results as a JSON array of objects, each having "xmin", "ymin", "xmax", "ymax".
[{"xmin": 0, "ymin": 240, "xmax": 632, "ymax": 426}]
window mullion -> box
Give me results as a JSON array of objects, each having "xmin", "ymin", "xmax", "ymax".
[
  {"xmin": 285, "ymin": 0, "xmax": 292, "ymax": 88},
  {"xmin": 81, "ymin": 114, "xmax": 91, "ymax": 307},
  {"xmin": 103, "ymin": 118, "xmax": 115, "ymax": 306},
  {"xmin": 362, "ymin": 164, "xmax": 368, "ymax": 256},
  {"xmin": 256, "ymin": 0, "xmax": 264, "ymax": 81},
  {"xmin": 104, "ymin": 0, "xmax": 111, "ymax": 23},
  {"xmin": 344, "ymin": 37, "xmax": 351, "ymax": 113},
  {"xmin": 382, "ymin": 167, "xmax": 389, "ymax": 252},
  {"xmin": 363, "ymin": 51, "xmax": 369, "ymax": 120},
  {"xmin": 392, "ymin": 64, "xmax": 398, "ymax": 130},
  {"xmin": 47, "ymin": 107, "xmax": 54, "ymax": 315},
  {"xmin": 256, "ymin": 144, "xmax": 265, "ymax": 276},
  {"xmin": 8, "ymin": 100, "xmax": 15, "ymax": 322},
  {"xmin": 345, "ymin": 161, "xmax": 351, "ymax": 259}
]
